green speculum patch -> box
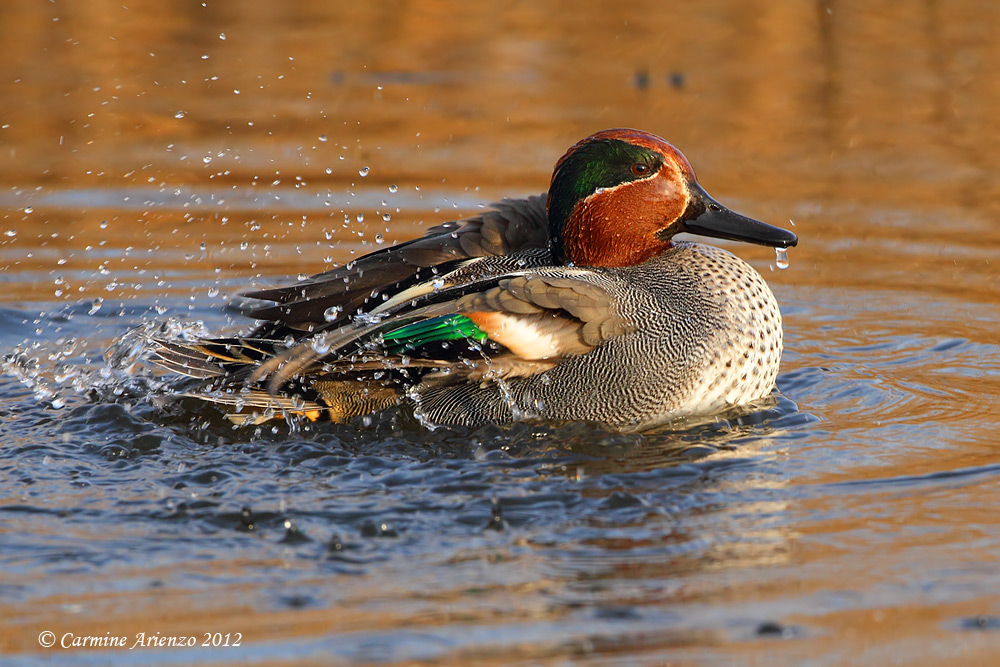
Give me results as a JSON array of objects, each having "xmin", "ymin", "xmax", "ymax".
[{"xmin": 382, "ymin": 314, "xmax": 488, "ymax": 354}]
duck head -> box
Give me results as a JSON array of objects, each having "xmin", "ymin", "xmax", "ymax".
[{"xmin": 547, "ymin": 128, "xmax": 798, "ymax": 266}]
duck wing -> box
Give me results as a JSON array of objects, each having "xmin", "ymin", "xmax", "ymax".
[
  {"xmin": 241, "ymin": 195, "xmax": 549, "ymax": 331},
  {"xmin": 247, "ymin": 265, "xmax": 638, "ymax": 394}
]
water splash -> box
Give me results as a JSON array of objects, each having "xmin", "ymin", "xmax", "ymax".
[
  {"xmin": 106, "ymin": 318, "xmax": 210, "ymax": 373},
  {"xmin": 2, "ymin": 315, "xmax": 209, "ymax": 411},
  {"xmin": 1, "ymin": 348, "xmax": 62, "ymax": 406},
  {"xmin": 353, "ymin": 311, "xmax": 388, "ymax": 326},
  {"xmin": 467, "ymin": 341, "xmax": 535, "ymax": 423},
  {"xmin": 405, "ymin": 383, "xmax": 438, "ymax": 431}
]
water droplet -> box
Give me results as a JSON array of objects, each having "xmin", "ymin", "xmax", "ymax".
[
  {"xmin": 374, "ymin": 234, "xmax": 384, "ymax": 244},
  {"xmin": 23, "ymin": 206, "xmax": 33, "ymax": 214},
  {"xmin": 353, "ymin": 311, "xmax": 387, "ymax": 326},
  {"xmin": 319, "ymin": 134, "xmax": 328, "ymax": 142},
  {"xmin": 207, "ymin": 286, "xmax": 220, "ymax": 297},
  {"xmin": 358, "ymin": 166, "xmax": 370, "ymax": 177},
  {"xmin": 219, "ymin": 32, "xmax": 226, "ymax": 40},
  {"xmin": 356, "ymin": 213, "xmax": 364, "ymax": 223},
  {"xmin": 99, "ymin": 220, "xmax": 108, "ymax": 229},
  {"xmin": 88, "ymin": 297, "xmax": 103, "ymax": 315},
  {"xmin": 202, "ymin": 155, "xmax": 212, "ymax": 164},
  {"xmin": 323, "ymin": 305, "xmax": 342, "ymax": 322},
  {"xmin": 775, "ymin": 247, "xmax": 790, "ymax": 270},
  {"xmin": 174, "ymin": 110, "xmax": 187, "ymax": 119},
  {"xmin": 388, "ymin": 184, "xmax": 398, "ymax": 193},
  {"xmin": 325, "ymin": 167, "xmax": 332, "ymax": 174},
  {"xmin": 310, "ymin": 334, "xmax": 332, "ymax": 355},
  {"xmin": 431, "ymin": 277, "xmax": 445, "ymax": 289},
  {"xmin": 382, "ymin": 213, "xmax": 391, "ymax": 222},
  {"xmin": 4, "ymin": 230, "xmax": 16, "ymax": 237}
]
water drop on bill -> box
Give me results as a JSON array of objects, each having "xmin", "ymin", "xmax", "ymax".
[{"xmin": 775, "ymin": 247, "xmax": 789, "ymax": 270}]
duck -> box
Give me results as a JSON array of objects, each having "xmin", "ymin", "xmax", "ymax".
[{"xmin": 150, "ymin": 128, "xmax": 798, "ymax": 431}]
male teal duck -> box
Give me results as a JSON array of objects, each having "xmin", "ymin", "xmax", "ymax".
[{"xmin": 152, "ymin": 128, "xmax": 798, "ymax": 431}]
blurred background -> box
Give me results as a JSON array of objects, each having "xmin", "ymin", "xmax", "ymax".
[
  {"xmin": 3, "ymin": 1, "xmax": 1000, "ymax": 665},
  {"xmin": 4, "ymin": 0, "xmax": 998, "ymax": 302}
]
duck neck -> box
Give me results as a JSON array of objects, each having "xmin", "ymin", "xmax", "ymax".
[{"xmin": 550, "ymin": 201, "xmax": 671, "ymax": 267}]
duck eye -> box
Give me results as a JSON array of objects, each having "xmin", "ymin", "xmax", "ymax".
[{"xmin": 630, "ymin": 163, "xmax": 650, "ymax": 176}]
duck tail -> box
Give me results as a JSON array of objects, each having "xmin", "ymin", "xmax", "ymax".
[{"xmin": 182, "ymin": 381, "xmax": 400, "ymax": 426}]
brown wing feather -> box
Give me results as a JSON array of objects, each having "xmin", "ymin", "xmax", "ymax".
[
  {"xmin": 242, "ymin": 195, "xmax": 548, "ymax": 328},
  {"xmin": 457, "ymin": 274, "xmax": 636, "ymax": 350}
]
